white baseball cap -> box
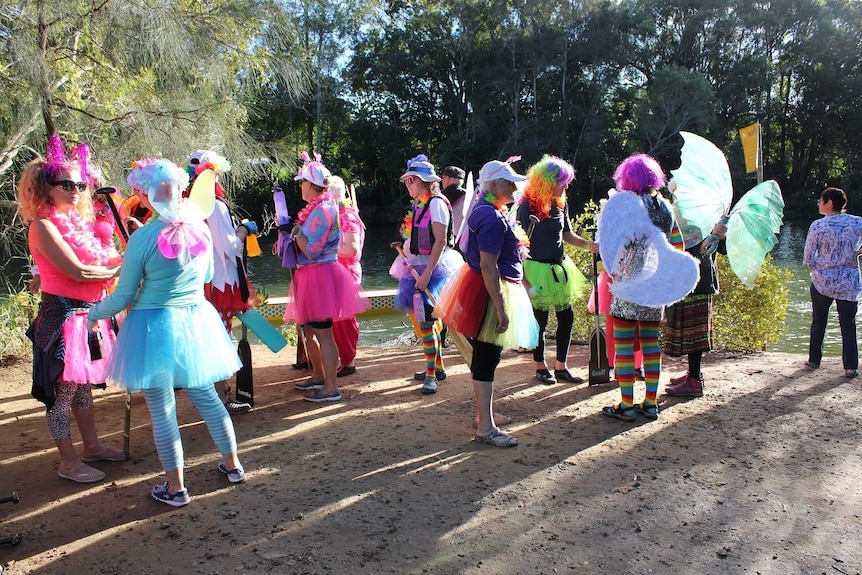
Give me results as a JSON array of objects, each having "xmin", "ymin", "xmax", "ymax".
[
  {"xmin": 294, "ymin": 162, "xmax": 332, "ymax": 188},
  {"xmin": 479, "ymin": 160, "xmax": 526, "ymax": 184}
]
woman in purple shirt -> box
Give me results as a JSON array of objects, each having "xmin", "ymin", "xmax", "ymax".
[
  {"xmin": 803, "ymin": 187, "xmax": 862, "ymax": 378},
  {"xmin": 435, "ymin": 159, "xmax": 538, "ymax": 448}
]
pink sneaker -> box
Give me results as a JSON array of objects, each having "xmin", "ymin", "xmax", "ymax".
[{"xmin": 666, "ymin": 375, "xmax": 704, "ymax": 398}]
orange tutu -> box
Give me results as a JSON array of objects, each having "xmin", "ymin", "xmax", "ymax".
[{"xmin": 433, "ymin": 265, "xmax": 489, "ymax": 339}]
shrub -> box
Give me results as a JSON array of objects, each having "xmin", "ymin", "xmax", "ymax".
[
  {"xmin": 712, "ymin": 253, "xmax": 791, "ymax": 351},
  {"xmin": 0, "ymin": 290, "xmax": 38, "ymax": 365}
]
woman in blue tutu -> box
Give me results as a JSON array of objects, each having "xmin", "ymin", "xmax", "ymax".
[
  {"xmin": 389, "ymin": 155, "xmax": 463, "ymax": 395},
  {"xmin": 88, "ymin": 159, "xmax": 245, "ymax": 507}
]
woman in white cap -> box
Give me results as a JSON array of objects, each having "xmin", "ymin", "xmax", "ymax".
[
  {"xmin": 390, "ymin": 154, "xmax": 462, "ymax": 395},
  {"xmin": 435, "ymin": 159, "xmax": 539, "ymax": 447},
  {"xmin": 284, "ymin": 152, "xmax": 368, "ymax": 402}
]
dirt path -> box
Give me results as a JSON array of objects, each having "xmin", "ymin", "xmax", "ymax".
[{"xmin": 0, "ymin": 344, "xmax": 860, "ymax": 574}]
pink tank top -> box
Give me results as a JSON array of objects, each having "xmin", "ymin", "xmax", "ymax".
[{"xmin": 34, "ymin": 253, "xmax": 105, "ymax": 302}]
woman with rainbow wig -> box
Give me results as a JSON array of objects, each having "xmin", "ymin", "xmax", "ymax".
[
  {"xmin": 516, "ymin": 155, "xmax": 596, "ymax": 385},
  {"xmin": 596, "ymin": 154, "xmax": 698, "ymax": 422},
  {"xmin": 88, "ymin": 159, "xmax": 247, "ymax": 506}
]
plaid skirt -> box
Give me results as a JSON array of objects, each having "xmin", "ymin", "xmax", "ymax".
[{"xmin": 662, "ymin": 294, "xmax": 713, "ymax": 357}]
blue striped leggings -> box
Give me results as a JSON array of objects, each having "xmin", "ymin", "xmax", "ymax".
[{"xmin": 142, "ymin": 385, "xmax": 237, "ymax": 472}]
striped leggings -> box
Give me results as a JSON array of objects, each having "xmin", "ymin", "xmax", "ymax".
[
  {"xmin": 612, "ymin": 318, "xmax": 662, "ymax": 406},
  {"xmin": 142, "ymin": 385, "xmax": 237, "ymax": 472}
]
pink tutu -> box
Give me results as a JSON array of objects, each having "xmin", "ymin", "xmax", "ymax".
[
  {"xmin": 284, "ymin": 261, "xmax": 368, "ymax": 324},
  {"xmin": 61, "ymin": 312, "xmax": 117, "ymax": 384},
  {"xmin": 587, "ymin": 269, "xmax": 613, "ymax": 314}
]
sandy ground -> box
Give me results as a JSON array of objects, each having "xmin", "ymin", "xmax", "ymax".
[{"xmin": 0, "ymin": 342, "xmax": 861, "ymax": 575}]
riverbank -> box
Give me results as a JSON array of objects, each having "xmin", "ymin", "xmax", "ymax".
[{"xmin": 1, "ymin": 344, "xmax": 860, "ymax": 574}]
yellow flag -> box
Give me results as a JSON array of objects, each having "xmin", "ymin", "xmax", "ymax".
[{"xmin": 739, "ymin": 123, "xmax": 760, "ymax": 174}]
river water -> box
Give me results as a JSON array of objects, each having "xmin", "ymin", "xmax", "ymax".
[{"xmin": 247, "ymin": 221, "xmax": 842, "ymax": 356}]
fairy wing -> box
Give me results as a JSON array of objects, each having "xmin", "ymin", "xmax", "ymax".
[
  {"xmin": 670, "ymin": 132, "xmax": 733, "ymax": 245},
  {"xmin": 726, "ymin": 180, "xmax": 784, "ymax": 288},
  {"xmin": 187, "ymin": 169, "xmax": 216, "ymax": 219},
  {"xmin": 456, "ymin": 171, "xmax": 476, "ymax": 251}
]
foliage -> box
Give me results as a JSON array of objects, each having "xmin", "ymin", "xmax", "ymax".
[
  {"xmin": 0, "ymin": 290, "xmax": 38, "ymax": 365},
  {"xmin": 712, "ymin": 253, "xmax": 791, "ymax": 352}
]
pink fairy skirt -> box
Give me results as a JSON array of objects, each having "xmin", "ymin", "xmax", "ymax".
[{"xmin": 284, "ymin": 261, "xmax": 369, "ymax": 325}]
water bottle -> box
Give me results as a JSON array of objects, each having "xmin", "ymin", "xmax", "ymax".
[
  {"xmin": 273, "ymin": 186, "xmax": 290, "ymax": 227},
  {"xmin": 413, "ymin": 291, "xmax": 426, "ymax": 322}
]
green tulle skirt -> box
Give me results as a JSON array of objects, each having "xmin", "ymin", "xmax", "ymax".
[{"xmin": 524, "ymin": 255, "xmax": 587, "ymax": 310}]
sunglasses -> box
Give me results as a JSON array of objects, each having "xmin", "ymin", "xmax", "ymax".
[{"xmin": 49, "ymin": 180, "xmax": 87, "ymax": 192}]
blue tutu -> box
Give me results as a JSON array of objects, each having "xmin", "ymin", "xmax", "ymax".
[
  {"xmin": 392, "ymin": 249, "xmax": 463, "ymax": 314},
  {"xmin": 107, "ymin": 301, "xmax": 242, "ymax": 391}
]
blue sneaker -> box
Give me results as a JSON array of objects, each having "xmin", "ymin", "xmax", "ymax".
[
  {"xmin": 151, "ymin": 482, "xmax": 190, "ymax": 507},
  {"xmin": 421, "ymin": 377, "xmax": 438, "ymax": 395},
  {"xmin": 218, "ymin": 461, "xmax": 246, "ymax": 483}
]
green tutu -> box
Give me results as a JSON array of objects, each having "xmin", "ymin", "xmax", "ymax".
[{"xmin": 524, "ymin": 255, "xmax": 587, "ymax": 310}]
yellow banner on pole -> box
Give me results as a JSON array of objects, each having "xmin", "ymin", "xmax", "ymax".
[{"xmin": 739, "ymin": 123, "xmax": 760, "ymax": 174}]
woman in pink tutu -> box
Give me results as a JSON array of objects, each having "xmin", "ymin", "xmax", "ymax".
[
  {"xmin": 19, "ymin": 135, "xmax": 125, "ymax": 484},
  {"xmin": 284, "ymin": 153, "xmax": 368, "ymax": 402}
]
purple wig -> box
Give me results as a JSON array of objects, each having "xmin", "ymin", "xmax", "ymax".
[{"xmin": 613, "ymin": 153, "xmax": 666, "ymax": 194}]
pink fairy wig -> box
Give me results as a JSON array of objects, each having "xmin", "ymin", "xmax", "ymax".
[
  {"xmin": 613, "ymin": 153, "xmax": 666, "ymax": 194},
  {"xmin": 523, "ymin": 155, "xmax": 574, "ymax": 220},
  {"xmin": 18, "ymin": 135, "xmax": 96, "ymax": 222}
]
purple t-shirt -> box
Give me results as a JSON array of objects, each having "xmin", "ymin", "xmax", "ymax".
[{"xmin": 465, "ymin": 199, "xmax": 523, "ymax": 281}]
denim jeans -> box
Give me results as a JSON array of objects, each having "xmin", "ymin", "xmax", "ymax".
[{"xmin": 808, "ymin": 283, "xmax": 858, "ymax": 370}]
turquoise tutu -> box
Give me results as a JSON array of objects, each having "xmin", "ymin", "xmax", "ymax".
[{"xmin": 107, "ymin": 302, "xmax": 242, "ymax": 391}]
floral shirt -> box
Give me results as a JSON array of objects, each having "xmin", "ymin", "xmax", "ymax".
[
  {"xmin": 803, "ymin": 213, "xmax": 862, "ymax": 301},
  {"xmin": 297, "ymin": 196, "xmax": 339, "ymax": 266}
]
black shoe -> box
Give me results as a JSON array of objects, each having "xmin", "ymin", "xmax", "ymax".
[
  {"xmin": 292, "ymin": 360, "xmax": 310, "ymax": 370},
  {"xmin": 224, "ymin": 400, "xmax": 251, "ymax": 415},
  {"xmin": 554, "ymin": 369, "xmax": 584, "ymax": 384},
  {"xmin": 413, "ymin": 369, "xmax": 446, "ymax": 381},
  {"xmin": 337, "ymin": 365, "xmax": 356, "ymax": 377},
  {"xmin": 536, "ymin": 369, "xmax": 556, "ymax": 385}
]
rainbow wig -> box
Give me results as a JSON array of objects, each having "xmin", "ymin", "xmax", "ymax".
[
  {"xmin": 613, "ymin": 153, "xmax": 665, "ymax": 195},
  {"xmin": 523, "ymin": 155, "xmax": 575, "ymax": 220}
]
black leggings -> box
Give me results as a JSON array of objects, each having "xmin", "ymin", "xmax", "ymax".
[
  {"xmin": 471, "ymin": 339, "xmax": 503, "ymax": 382},
  {"xmin": 533, "ymin": 306, "xmax": 574, "ymax": 364}
]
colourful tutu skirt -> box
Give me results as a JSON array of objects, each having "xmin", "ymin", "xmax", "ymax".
[
  {"xmin": 107, "ymin": 301, "xmax": 242, "ymax": 391},
  {"xmin": 391, "ymin": 248, "xmax": 463, "ymax": 314},
  {"xmin": 27, "ymin": 293, "xmax": 119, "ymax": 408},
  {"xmin": 204, "ymin": 279, "xmax": 255, "ymax": 315},
  {"xmin": 524, "ymin": 255, "xmax": 588, "ymax": 310},
  {"xmin": 434, "ymin": 265, "xmax": 539, "ymax": 349},
  {"xmin": 62, "ymin": 312, "xmax": 118, "ymax": 384},
  {"xmin": 284, "ymin": 261, "xmax": 368, "ymax": 325}
]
